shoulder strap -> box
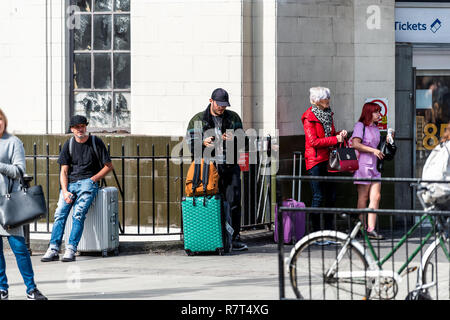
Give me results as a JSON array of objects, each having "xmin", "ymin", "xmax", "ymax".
[
  {"xmin": 202, "ymin": 160, "xmax": 210, "ymax": 206},
  {"xmin": 191, "ymin": 161, "xmax": 202, "ymax": 206},
  {"xmin": 69, "ymin": 137, "xmax": 74, "ymax": 158},
  {"xmin": 91, "ymin": 135, "xmax": 100, "ymax": 163},
  {"xmin": 87, "ymin": 134, "xmax": 103, "ymax": 168},
  {"xmin": 202, "ymin": 160, "xmax": 209, "ymax": 194},
  {"xmin": 90, "ymin": 135, "xmax": 108, "ymax": 187},
  {"xmin": 7, "ymin": 165, "xmax": 25, "ymax": 194},
  {"xmin": 192, "ymin": 162, "xmax": 202, "ymax": 194}
]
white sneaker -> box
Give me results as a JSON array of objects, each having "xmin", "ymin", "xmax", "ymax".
[
  {"xmin": 61, "ymin": 248, "xmax": 76, "ymax": 262},
  {"xmin": 41, "ymin": 248, "xmax": 59, "ymax": 262}
]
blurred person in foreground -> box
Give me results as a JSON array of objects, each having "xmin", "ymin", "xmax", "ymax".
[{"xmin": 0, "ymin": 108, "xmax": 47, "ymax": 300}]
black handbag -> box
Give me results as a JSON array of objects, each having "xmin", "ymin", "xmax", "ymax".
[
  {"xmin": 379, "ymin": 140, "xmax": 397, "ymax": 161},
  {"xmin": 0, "ymin": 168, "xmax": 47, "ymax": 230},
  {"xmin": 377, "ymin": 140, "xmax": 397, "ymax": 172}
]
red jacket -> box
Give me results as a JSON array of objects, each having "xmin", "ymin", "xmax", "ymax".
[{"xmin": 301, "ymin": 106, "xmax": 338, "ymax": 171}]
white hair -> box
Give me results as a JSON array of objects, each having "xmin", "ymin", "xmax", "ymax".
[{"xmin": 309, "ymin": 87, "xmax": 330, "ymax": 104}]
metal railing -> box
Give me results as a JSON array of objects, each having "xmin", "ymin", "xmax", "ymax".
[
  {"xmin": 276, "ymin": 175, "xmax": 450, "ymax": 300},
  {"xmin": 25, "ymin": 137, "xmax": 273, "ymax": 237}
]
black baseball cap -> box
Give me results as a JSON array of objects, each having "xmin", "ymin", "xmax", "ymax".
[
  {"xmin": 69, "ymin": 115, "xmax": 88, "ymax": 127},
  {"xmin": 211, "ymin": 88, "xmax": 230, "ymax": 107}
]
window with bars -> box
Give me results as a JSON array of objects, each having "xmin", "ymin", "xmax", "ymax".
[{"xmin": 71, "ymin": 0, "xmax": 130, "ymax": 132}]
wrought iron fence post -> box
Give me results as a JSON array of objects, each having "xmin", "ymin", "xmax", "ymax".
[
  {"xmin": 136, "ymin": 144, "xmax": 140, "ymax": 234},
  {"xmin": 46, "ymin": 143, "xmax": 50, "ymax": 232},
  {"xmin": 179, "ymin": 143, "xmax": 184, "ymax": 234},
  {"xmin": 166, "ymin": 144, "xmax": 170, "ymax": 234},
  {"xmin": 152, "ymin": 144, "xmax": 155, "ymax": 234},
  {"xmin": 122, "ymin": 144, "xmax": 125, "ymax": 234}
]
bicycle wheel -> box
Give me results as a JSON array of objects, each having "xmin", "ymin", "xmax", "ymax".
[
  {"xmin": 421, "ymin": 236, "xmax": 450, "ymax": 300},
  {"xmin": 288, "ymin": 231, "xmax": 372, "ymax": 300}
]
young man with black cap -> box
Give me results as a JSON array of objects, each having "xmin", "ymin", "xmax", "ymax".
[
  {"xmin": 41, "ymin": 115, "xmax": 113, "ymax": 262},
  {"xmin": 186, "ymin": 88, "xmax": 248, "ymax": 251}
]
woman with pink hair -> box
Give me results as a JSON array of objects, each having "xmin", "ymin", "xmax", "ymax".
[{"xmin": 351, "ymin": 102, "xmax": 385, "ymax": 240}]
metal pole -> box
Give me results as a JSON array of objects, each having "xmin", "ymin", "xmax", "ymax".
[{"xmin": 276, "ymin": 180, "xmax": 285, "ymax": 299}]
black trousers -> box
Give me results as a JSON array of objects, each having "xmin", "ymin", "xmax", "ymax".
[
  {"xmin": 218, "ymin": 164, "xmax": 242, "ymax": 240},
  {"xmin": 307, "ymin": 161, "xmax": 336, "ymax": 232}
]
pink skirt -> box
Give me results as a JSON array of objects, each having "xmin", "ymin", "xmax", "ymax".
[{"xmin": 353, "ymin": 164, "xmax": 381, "ymax": 185}]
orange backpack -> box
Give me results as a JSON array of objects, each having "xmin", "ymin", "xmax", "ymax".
[{"xmin": 185, "ymin": 159, "xmax": 219, "ymax": 197}]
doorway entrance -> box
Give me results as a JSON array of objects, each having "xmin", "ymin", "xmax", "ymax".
[{"xmin": 415, "ymin": 72, "xmax": 450, "ymax": 178}]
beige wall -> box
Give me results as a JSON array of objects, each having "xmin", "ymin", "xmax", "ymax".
[
  {"xmin": 276, "ymin": 0, "xmax": 395, "ymax": 136},
  {"xmin": 0, "ymin": 0, "xmax": 396, "ymax": 138},
  {"xmin": 0, "ymin": 0, "xmax": 70, "ymax": 135},
  {"xmin": 354, "ymin": 0, "xmax": 395, "ymax": 129},
  {"xmin": 132, "ymin": 0, "xmax": 244, "ymax": 136},
  {"xmin": 246, "ymin": 0, "xmax": 277, "ymax": 136}
]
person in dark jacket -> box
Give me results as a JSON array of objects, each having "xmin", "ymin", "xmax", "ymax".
[
  {"xmin": 301, "ymin": 87, "xmax": 347, "ymax": 238},
  {"xmin": 186, "ymin": 88, "xmax": 247, "ymax": 251}
]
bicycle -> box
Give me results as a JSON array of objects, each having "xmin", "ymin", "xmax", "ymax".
[{"xmin": 287, "ymin": 187, "xmax": 450, "ymax": 300}]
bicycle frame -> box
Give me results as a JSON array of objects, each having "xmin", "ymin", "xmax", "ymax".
[
  {"xmin": 279, "ymin": 176, "xmax": 450, "ymax": 300},
  {"xmin": 361, "ymin": 213, "xmax": 450, "ymax": 277}
]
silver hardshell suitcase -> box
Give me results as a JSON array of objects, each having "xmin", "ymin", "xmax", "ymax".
[{"xmin": 64, "ymin": 187, "xmax": 120, "ymax": 257}]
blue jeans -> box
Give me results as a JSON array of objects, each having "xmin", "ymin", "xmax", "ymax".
[
  {"xmin": 307, "ymin": 161, "xmax": 336, "ymax": 232},
  {"xmin": 50, "ymin": 178, "xmax": 99, "ymax": 252},
  {"xmin": 0, "ymin": 235, "xmax": 36, "ymax": 293}
]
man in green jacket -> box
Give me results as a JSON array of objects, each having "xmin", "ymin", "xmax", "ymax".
[{"xmin": 186, "ymin": 88, "xmax": 247, "ymax": 251}]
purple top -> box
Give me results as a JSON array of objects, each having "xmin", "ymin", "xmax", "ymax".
[{"xmin": 351, "ymin": 122, "xmax": 380, "ymax": 167}]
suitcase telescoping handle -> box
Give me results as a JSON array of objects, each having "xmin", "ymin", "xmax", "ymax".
[{"xmin": 292, "ymin": 151, "xmax": 302, "ymax": 201}]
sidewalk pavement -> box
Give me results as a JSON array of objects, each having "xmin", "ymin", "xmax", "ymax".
[
  {"xmin": 2, "ymin": 229, "xmax": 285, "ymax": 300},
  {"xmin": 2, "ymin": 229, "xmax": 449, "ymax": 300}
]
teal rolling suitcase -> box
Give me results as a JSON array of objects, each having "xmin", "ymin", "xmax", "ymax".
[{"xmin": 181, "ymin": 194, "xmax": 232, "ymax": 256}]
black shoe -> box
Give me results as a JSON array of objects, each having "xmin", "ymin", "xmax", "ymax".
[
  {"xmin": 27, "ymin": 288, "xmax": 48, "ymax": 300},
  {"xmin": 232, "ymin": 240, "xmax": 248, "ymax": 251},
  {"xmin": 367, "ymin": 230, "xmax": 384, "ymax": 240},
  {"xmin": 232, "ymin": 236, "xmax": 248, "ymax": 251},
  {"xmin": 0, "ymin": 290, "xmax": 8, "ymax": 300}
]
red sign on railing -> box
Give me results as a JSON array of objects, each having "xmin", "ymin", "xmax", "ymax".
[{"xmin": 238, "ymin": 152, "xmax": 249, "ymax": 172}]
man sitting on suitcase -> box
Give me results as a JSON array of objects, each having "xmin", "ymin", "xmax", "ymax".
[
  {"xmin": 41, "ymin": 115, "xmax": 113, "ymax": 262},
  {"xmin": 186, "ymin": 88, "xmax": 248, "ymax": 251}
]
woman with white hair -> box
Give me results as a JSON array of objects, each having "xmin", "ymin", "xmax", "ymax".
[{"xmin": 301, "ymin": 87, "xmax": 347, "ymax": 238}]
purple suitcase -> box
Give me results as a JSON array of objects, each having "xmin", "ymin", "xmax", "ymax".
[
  {"xmin": 274, "ymin": 151, "xmax": 306, "ymax": 244},
  {"xmin": 274, "ymin": 199, "xmax": 306, "ymax": 244}
]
